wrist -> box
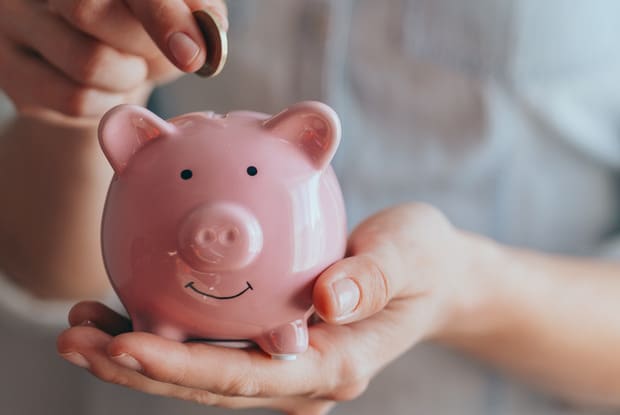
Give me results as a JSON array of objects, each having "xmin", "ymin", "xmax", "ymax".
[
  {"xmin": 0, "ymin": 112, "xmax": 112, "ymax": 299},
  {"xmin": 3, "ymin": 108, "xmax": 105, "ymax": 133},
  {"xmin": 429, "ymin": 231, "xmax": 512, "ymax": 345}
]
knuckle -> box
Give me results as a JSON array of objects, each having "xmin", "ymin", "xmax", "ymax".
[
  {"xmin": 74, "ymin": 44, "xmax": 108, "ymax": 84},
  {"xmin": 323, "ymin": 353, "xmax": 370, "ymax": 402},
  {"xmin": 55, "ymin": 330, "xmax": 74, "ymax": 353},
  {"xmin": 220, "ymin": 370, "xmax": 261, "ymax": 397},
  {"xmin": 359, "ymin": 255, "xmax": 390, "ymax": 311},
  {"xmin": 338, "ymin": 356, "xmax": 360, "ymax": 384},
  {"xmin": 148, "ymin": 1, "xmax": 177, "ymax": 32},
  {"xmin": 405, "ymin": 202, "xmax": 449, "ymax": 227},
  {"xmin": 163, "ymin": 362, "xmax": 188, "ymax": 385},
  {"xmin": 66, "ymin": 0, "xmax": 97, "ymax": 27},
  {"xmin": 327, "ymin": 380, "xmax": 369, "ymax": 402},
  {"xmin": 63, "ymin": 87, "xmax": 92, "ymax": 116},
  {"xmin": 62, "ymin": 86, "xmax": 117, "ymax": 117}
]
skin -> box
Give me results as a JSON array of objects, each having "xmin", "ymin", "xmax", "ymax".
[
  {"xmin": 0, "ymin": 0, "xmax": 227, "ymax": 117},
  {"xmin": 54, "ymin": 206, "xmax": 620, "ymax": 414},
  {"xmin": 0, "ymin": 1, "xmax": 619, "ymax": 415}
]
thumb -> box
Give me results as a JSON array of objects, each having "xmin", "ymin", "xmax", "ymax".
[
  {"xmin": 125, "ymin": 0, "xmax": 228, "ymax": 72},
  {"xmin": 313, "ymin": 244, "xmax": 406, "ymax": 324}
]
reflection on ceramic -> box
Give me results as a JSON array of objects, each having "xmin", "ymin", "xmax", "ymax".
[{"xmin": 99, "ymin": 101, "xmax": 347, "ymax": 359}]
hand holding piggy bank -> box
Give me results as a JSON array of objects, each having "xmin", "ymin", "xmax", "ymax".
[{"xmin": 99, "ymin": 101, "xmax": 347, "ymax": 360}]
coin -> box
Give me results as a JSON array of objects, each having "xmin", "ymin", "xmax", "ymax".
[{"xmin": 193, "ymin": 9, "xmax": 228, "ymax": 77}]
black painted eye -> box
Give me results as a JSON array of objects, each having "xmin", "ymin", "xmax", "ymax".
[
  {"xmin": 247, "ymin": 166, "xmax": 258, "ymax": 176},
  {"xmin": 180, "ymin": 169, "xmax": 193, "ymax": 180}
]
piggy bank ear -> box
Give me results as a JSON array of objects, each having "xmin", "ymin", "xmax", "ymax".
[
  {"xmin": 98, "ymin": 105, "xmax": 175, "ymax": 175},
  {"xmin": 264, "ymin": 101, "xmax": 341, "ymax": 170}
]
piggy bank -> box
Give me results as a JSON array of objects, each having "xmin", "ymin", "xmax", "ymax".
[{"xmin": 98, "ymin": 101, "xmax": 347, "ymax": 360}]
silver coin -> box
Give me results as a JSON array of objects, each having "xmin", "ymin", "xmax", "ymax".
[{"xmin": 193, "ymin": 9, "xmax": 228, "ymax": 77}]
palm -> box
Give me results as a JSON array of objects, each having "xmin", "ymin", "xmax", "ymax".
[{"xmin": 58, "ymin": 205, "xmax": 459, "ymax": 414}]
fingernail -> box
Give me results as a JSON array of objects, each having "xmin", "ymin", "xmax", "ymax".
[
  {"xmin": 168, "ymin": 32, "xmax": 201, "ymax": 68},
  {"xmin": 332, "ymin": 278, "xmax": 360, "ymax": 317},
  {"xmin": 78, "ymin": 320, "xmax": 97, "ymax": 328},
  {"xmin": 111, "ymin": 353, "xmax": 143, "ymax": 372},
  {"xmin": 61, "ymin": 352, "xmax": 90, "ymax": 369}
]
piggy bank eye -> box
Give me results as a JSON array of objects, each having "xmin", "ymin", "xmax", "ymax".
[
  {"xmin": 246, "ymin": 166, "xmax": 258, "ymax": 176},
  {"xmin": 180, "ymin": 169, "xmax": 193, "ymax": 180}
]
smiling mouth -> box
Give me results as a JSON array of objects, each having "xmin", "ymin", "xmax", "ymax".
[{"xmin": 184, "ymin": 281, "xmax": 253, "ymax": 300}]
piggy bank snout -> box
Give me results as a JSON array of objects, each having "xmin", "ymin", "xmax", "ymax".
[{"xmin": 178, "ymin": 203, "xmax": 263, "ymax": 272}]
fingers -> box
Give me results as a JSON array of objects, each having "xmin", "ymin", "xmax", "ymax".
[
  {"xmin": 68, "ymin": 301, "xmax": 132, "ymax": 336},
  {"xmin": 48, "ymin": 0, "xmax": 184, "ymax": 83},
  {"xmin": 57, "ymin": 317, "xmax": 392, "ymax": 407},
  {"xmin": 58, "ymin": 327, "xmax": 187, "ymax": 397},
  {"xmin": 56, "ymin": 326, "xmax": 285, "ymax": 409},
  {"xmin": 124, "ymin": 0, "xmax": 228, "ymax": 71},
  {"xmin": 6, "ymin": 4, "xmax": 148, "ymax": 92},
  {"xmin": 48, "ymin": 0, "xmax": 160, "ymax": 58},
  {"xmin": 47, "ymin": 0, "xmax": 222, "ymax": 79},
  {"xmin": 105, "ymin": 331, "xmax": 330, "ymax": 398},
  {"xmin": 0, "ymin": 0, "xmax": 149, "ymax": 116},
  {"xmin": 0, "ymin": 38, "xmax": 125, "ymax": 117},
  {"xmin": 0, "ymin": 0, "xmax": 219, "ymax": 117},
  {"xmin": 104, "ymin": 322, "xmax": 380, "ymax": 403}
]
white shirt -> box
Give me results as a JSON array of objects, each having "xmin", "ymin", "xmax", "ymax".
[{"xmin": 1, "ymin": 1, "xmax": 619, "ymax": 414}]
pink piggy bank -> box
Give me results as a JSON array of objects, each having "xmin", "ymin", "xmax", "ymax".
[{"xmin": 98, "ymin": 101, "xmax": 347, "ymax": 360}]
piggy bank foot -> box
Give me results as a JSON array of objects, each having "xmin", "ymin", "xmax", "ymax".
[{"xmin": 255, "ymin": 319, "xmax": 309, "ymax": 360}]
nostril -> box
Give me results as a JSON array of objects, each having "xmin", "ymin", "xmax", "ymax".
[
  {"xmin": 196, "ymin": 228, "xmax": 217, "ymax": 247},
  {"xmin": 219, "ymin": 228, "xmax": 239, "ymax": 246},
  {"xmin": 178, "ymin": 203, "xmax": 263, "ymax": 272}
]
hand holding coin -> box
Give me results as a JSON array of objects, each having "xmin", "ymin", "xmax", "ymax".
[
  {"xmin": 0, "ymin": 0, "xmax": 229, "ymax": 117},
  {"xmin": 109, "ymin": 0, "xmax": 229, "ymax": 73}
]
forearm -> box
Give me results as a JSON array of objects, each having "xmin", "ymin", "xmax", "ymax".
[
  {"xmin": 440, "ymin": 234, "xmax": 620, "ymax": 407},
  {"xmin": 0, "ymin": 112, "xmax": 112, "ymax": 300}
]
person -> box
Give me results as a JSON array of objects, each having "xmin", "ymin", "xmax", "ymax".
[{"xmin": 1, "ymin": 1, "xmax": 619, "ymax": 414}]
